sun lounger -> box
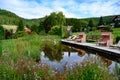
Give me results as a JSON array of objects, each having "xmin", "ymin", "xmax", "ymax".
[{"xmin": 67, "ymin": 35, "xmax": 77, "ymax": 41}]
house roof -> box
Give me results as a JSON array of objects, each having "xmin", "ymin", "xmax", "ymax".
[
  {"xmin": 98, "ymin": 25, "xmax": 107, "ymax": 28},
  {"xmin": 111, "ymin": 16, "xmax": 120, "ymax": 23}
]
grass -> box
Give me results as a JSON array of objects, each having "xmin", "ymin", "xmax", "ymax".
[
  {"xmin": 2, "ymin": 35, "xmax": 61, "ymax": 60},
  {"xmin": 0, "ymin": 34, "xmax": 61, "ymax": 79},
  {"xmin": 112, "ymin": 28, "xmax": 120, "ymax": 43},
  {"xmin": 0, "ymin": 34, "xmax": 119, "ymax": 80}
]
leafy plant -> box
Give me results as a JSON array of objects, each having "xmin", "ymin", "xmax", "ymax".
[{"xmin": 49, "ymin": 25, "xmax": 61, "ymax": 36}]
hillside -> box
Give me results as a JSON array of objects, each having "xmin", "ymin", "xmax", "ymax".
[
  {"xmin": 0, "ymin": 9, "xmax": 119, "ymax": 27},
  {"xmin": 0, "ymin": 9, "xmax": 42, "ymax": 26},
  {"xmin": 76, "ymin": 15, "xmax": 120, "ymax": 26}
]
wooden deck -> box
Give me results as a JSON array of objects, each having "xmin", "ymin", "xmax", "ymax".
[{"xmin": 61, "ymin": 39, "xmax": 120, "ymax": 59}]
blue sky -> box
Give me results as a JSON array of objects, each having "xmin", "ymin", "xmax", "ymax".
[{"xmin": 0, "ymin": 0, "xmax": 120, "ymax": 19}]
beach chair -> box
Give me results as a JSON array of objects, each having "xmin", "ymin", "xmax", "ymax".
[
  {"xmin": 110, "ymin": 40, "xmax": 120, "ymax": 49},
  {"xmin": 98, "ymin": 32, "xmax": 113, "ymax": 47},
  {"xmin": 76, "ymin": 32, "xmax": 86, "ymax": 43},
  {"xmin": 67, "ymin": 35, "xmax": 77, "ymax": 41}
]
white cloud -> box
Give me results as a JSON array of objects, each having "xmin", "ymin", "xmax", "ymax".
[
  {"xmin": 0, "ymin": 0, "xmax": 120, "ymax": 19},
  {"xmin": 78, "ymin": 0, "xmax": 120, "ymax": 17},
  {"xmin": 0, "ymin": 0, "xmax": 54, "ymax": 19}
]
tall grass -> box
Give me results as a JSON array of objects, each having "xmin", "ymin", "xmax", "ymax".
[
  {"xmin": 0, "ymin": 55, "xmax": 116, "ymax": 80},
  {"xmin": 0, "ymin": 35, "xmax": 61, "ymax": 79},
  {"xmin": 65, "ymin": 57, "xmax": 114, "ymax": 80}
]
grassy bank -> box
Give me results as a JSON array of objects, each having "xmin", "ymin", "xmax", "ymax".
[{"xmin": 2, "ymin": 35, "xmax": 61, "ymax": 60}]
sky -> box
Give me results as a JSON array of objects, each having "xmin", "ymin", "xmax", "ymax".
[{"xmin": 0, "ymin": 0, "xmax": 120, "ymax": 19}]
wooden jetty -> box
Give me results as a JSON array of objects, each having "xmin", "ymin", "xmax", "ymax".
[{"xmin": 61, "ymin": 39, "xmax": 120, "ymax": 59}]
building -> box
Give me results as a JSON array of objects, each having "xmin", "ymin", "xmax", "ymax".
[{"xmin": 110, "ymin": 16, "xmax": 120, "ymax": 27}]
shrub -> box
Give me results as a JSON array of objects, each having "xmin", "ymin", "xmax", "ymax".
[
  {"xmin": 39, "ymin": 30, "xmax": 46, "ymax": 35},
  {"xmin": 116, "ymin": 36, "xmax": 120, "ymax": 43},
  {"xmin": 14, "ymin": 31, "xmax": 27, "ymax": 38},
  {"xmin": 49, "ymin": 25, "xmax": 61, "ymax": 36},
  {"xmin": 87, "ymin": 31, "xmax": 101, "ymax": 42}
]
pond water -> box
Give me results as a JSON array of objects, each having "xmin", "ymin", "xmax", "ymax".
[{"xmin": 40, "ymin": 45, "xmax": 120, "ymax": 73}]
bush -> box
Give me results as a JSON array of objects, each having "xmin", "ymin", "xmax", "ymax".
[
  {"xmin": 14, "ymin": 31, "xmax": 27, "ymax": 38},
  {"xmin": 116, "ymin": 36, "xmax": 120, "ymax": 43},
  {"xmin": 87, "ymin": 31, "xmax": 101, "ymax": 42},
  {"xmin": 49, "ymin": 25, "xmax": 61, "ymax": 36},
  {"xmin": 106, "ymin": 25, "xmax": 113, "ymax": 32},
  {"xmin": 39, "ymin": 30, "xmax": 46, "ymax": 35}
]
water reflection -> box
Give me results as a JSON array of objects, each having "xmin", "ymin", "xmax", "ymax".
[
  {"xmin": 42, "ymin": 42, "xmax": 63, "ymax": 62},
  {"xmin": 40, "ymin": 44, "xmax": 120, "ymax": 73}
]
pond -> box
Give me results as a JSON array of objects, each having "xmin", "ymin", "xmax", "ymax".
[{"xmin": 39, "ymin": 44, "xmax": 120, "ymax": 73}]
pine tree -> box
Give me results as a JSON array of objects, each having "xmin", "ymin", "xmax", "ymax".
[
  {"xmin": 98, "ymin": 16, "xmax": 104, "ymax": 26},
  {"xmin": 31, "ymin": 24, "xmax": 38, "ymax": 33},
  {"xmin": 114, "ymin": 20, "xmax": 120, "ymax": 28},
  {"xmin": 0, "ymin": 25, "xmax": 4, "ymax": 40},
  {"xmin": 38, "ymin": 20, "xmax": 44, "ymax": 33},
  {"xmin": 88, "ymin": 19, "xmax": 94, "ymax": 31},
  {"xmin": 0, "ymin": 25, "xmax": 4, "ymax": 56},
  {"xmin": 17, "ymin": 19, "xmax": 24, "ymax": 31}
]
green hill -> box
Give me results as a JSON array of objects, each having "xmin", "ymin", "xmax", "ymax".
[
  {"xmin": 0, "ymin": 9, "xmax": 21, "ymax": 25},
  {"xmin": 0, "ymin": 9, "xmax": 42, "ymax": 26},
  {"xmin": 0, "ymin": 9, "xmax": 119, "ymax": 28}
]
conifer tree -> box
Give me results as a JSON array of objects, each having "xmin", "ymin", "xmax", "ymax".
[
  {"xmin": 88, "ymin": 19, "xmax": 94, "ymax": 31},
  {"xmin": 0, "ymin": 25, "xmax": 4, "ymax": 56},
  {"xmin": 98, "ymin": 16, "xmax": 104, "ymax": 26},
  {"xmin": 17, "ymin": 19, "xmax": 24, "ymax": 31}
]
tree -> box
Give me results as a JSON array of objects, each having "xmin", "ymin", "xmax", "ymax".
[
  {"xmin": 114, "ymin": 20, "xmax": 120, "ymax": 28},
  {"xmin": 98, "ymin": 16, "xmax": 104, "ymax": 26},
  {"xmin": 43, "ymin": 16, "xmax": 51, "ymax": 33},
  {"xmin": 43, "ymin": 12, "xmax": 66, "ymax": 33},
  {"xmin": 73, "ymin": 19, "xmax": 81, "ymax": 32},
  {"xmin": 87, "ymin": 19, "xmax": 94, "ymax": 31},
  {"xmin": 0, "ymin": 25, "xmax": 4, "ymax": 56},
  {"xmin": 38, "ymin": 20, "xmax": 45, "ymax": 33},
  {"xmin": 49, "ymin": 25, "xmax": 61, "ymax": 35},
  {"xmin": 57, "ymin": 12, "xmax": 66, "ymax": 26},
  {"xmin": 0, "ymin": 25, "xmax": 4, "ymax": 40},
  {"xmin": 17, "ymin": 19, "xmax": 24, "ymax": 32},
  {"xmin": 30, "ymin": 24, "xmax": 38, "ymax": 33},
  {"xmin": 49, "ymin": 12, "xmax": 57, "ymax": 26}
]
